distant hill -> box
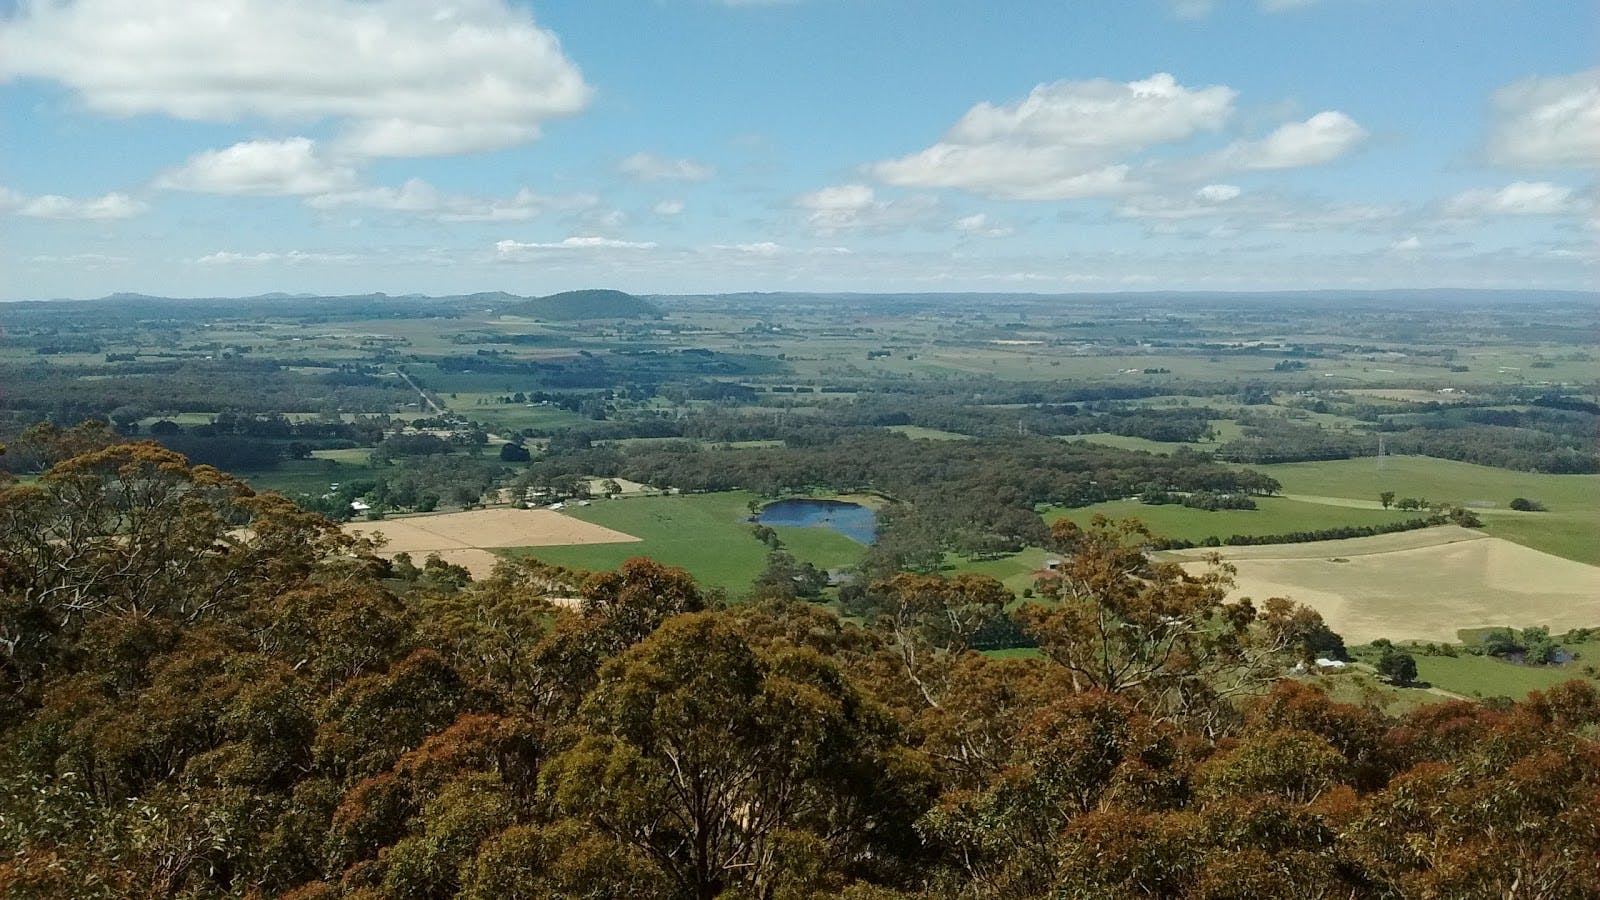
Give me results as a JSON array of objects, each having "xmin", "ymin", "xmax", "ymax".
[{"xmin": 498, "ymin": 289, "xmax": 660, "ymax": 321}]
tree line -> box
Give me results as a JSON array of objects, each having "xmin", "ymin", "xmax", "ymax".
[{"xmin": 1, "ymin": 440, "xmax": 1595, "ymax": 898}]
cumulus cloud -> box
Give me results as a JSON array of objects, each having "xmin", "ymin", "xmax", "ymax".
[
  {"xmin": 1209, "ymin": 111, "xmax": 1367, "ymax": 171},
  {"xmin": 1486, "ymin": 69, "xmax": 1600, "ymax": 168},
  {"xmin": 619, "ymin": 153, "xmax": 715, "ymax": 182},
  {"xmin": 652, "ymin": 200, "xmax": 686, "ymax": 216},
  {"xmin": 1443, "ymin": 181, "xmax": 1579, "ymax": 218},
  {"xmin": 0, "ymin": 0, "xmax": 591, "ymax": 158},
  {"xmin": 1, "ymin": 186, "xmax": 147, "ymax": 219},
  {"xmin": 794, "ymin": 183, "xmax": 939, "ymax": 233},
  {"xmin": 157, "ymin": 138, "xmax": 356, "ymax": 196},
  {"xmin": 870, "ymin": 73, "xmax": 1234, "ymax": 200}
]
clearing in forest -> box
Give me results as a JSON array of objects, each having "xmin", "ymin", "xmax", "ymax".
[
  {"xmin": 345, "ymin": 508, "xmax": 640, "ymax": 577},
  {"xmin": 1165, "ymin": 526, "xmax": 1600, "ymax": 644}
]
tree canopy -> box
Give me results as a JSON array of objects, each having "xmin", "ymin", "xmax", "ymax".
[{"xmin": 1, "ymin": 440, "xmax": 1597, "ymax": 898}]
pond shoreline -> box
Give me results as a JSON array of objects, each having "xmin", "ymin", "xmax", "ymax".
[{"xmin": 755, "ymin": 497, "xmax": 879, "ymax": 544}]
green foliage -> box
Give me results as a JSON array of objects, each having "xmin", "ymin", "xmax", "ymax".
[
  {"xmin": 498, "ymin": 289, "xmax": 660, "ymax": 321},
  {"xmin": 2, "ymin": 442, "xmax": 1598, "ymax": 898},
  {"xmin": 1376, "ymin": 648, "xmax": 1419, "ymax": 685}
]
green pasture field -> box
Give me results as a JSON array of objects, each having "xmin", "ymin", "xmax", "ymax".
[
  {"xmin": 239, "ymin": 457, "xmax": 377, "ymax": 498},
  {"xmin": 309, "ymin": 447, "xmax": 374, "ymax": 465},
  {"xmin": 450, "ymin": 395, "xmax": 592, "ymax": 431},
  {"xmin": 1257, "ymin": 456, "xmax": 1600, "ymax": 564},
  {"xmin": 502, "ymin": 491, "xmax": 868, "ymax": 596},
  {"xmin": 943, "ymin": 547, "xmax": 1056, "ymax": 596},
  {"xmin": 1350, "ymin": 637, "xmax": 1600, "ymax": 700},
  {"xmin": 1065, "ymin": 433, "xmax": 1211, "ymax": 454},
  {"xmin": 1044, "ymin": 496, "xmax": 1418, "ymax": 544},
  {"xmin": 886, "ymin": 425, "xmax": 972, "ymax": 441},
  {"xmin": 1300, "ymin": 672, "xmax": 1448, "ymax": 714},
  {"xmin": 135, "ymin": 413, "xmax": 217, "ymax": 427}
]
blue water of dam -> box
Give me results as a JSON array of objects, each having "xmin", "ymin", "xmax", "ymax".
[{"xmin": 755, "ymin": 499, "xmax": 877, "ymax": 544}]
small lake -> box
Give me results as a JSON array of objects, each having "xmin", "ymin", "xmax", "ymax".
[{"xmin": 755, "ymin": 499, "xmax": 877, "ymax": 544}]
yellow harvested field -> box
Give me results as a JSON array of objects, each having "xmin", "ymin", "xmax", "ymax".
[
  {"xmin": 425, "ymin": 549, "xmax": 507, "ymax": 579},
  {"xmin": 1167, "ymin": 527, "xmax": 1600, "ymax": 643},
  {"xmin": 345, "ymin": 508, "xmax": 640, "ymax": 577}
]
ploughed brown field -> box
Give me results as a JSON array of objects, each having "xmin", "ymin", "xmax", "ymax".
[
  {"xmin": 1165, "ymin": 526, "xmax": 1600, "ymax": 643},
  {"xmin": 344, "ymin": 508, "xmax": 640, "ymax": 577}
]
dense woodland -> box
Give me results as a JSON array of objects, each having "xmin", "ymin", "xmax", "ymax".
[{"xmin": 2, "ymin": 434, "xmax": 1597, "ymax": 899}]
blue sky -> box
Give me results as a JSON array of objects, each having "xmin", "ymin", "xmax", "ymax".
[{"xmin": 0, "ymin": 0, "xmax": 1594, "ymax": 299}]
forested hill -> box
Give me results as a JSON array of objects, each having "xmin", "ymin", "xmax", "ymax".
[
  {"xmin": 497, "ymin": 289, "xmax": 660, "ymax": 321},
  {"xmin": 3, "ymin": 431, "xmax": 1599, "ymax": 898}
]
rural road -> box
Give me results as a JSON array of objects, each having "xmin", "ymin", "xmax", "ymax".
[{"xmin": 395, "ymin": 368, "xmax": 447, "ymax": 416}]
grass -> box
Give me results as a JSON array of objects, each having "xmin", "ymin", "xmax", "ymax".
[
  {"xmin": 1045, "ymin": 496, "xmax": 1418, "ymax": 543},
  {"xmin": 309, "ymin": 447, "xmax": 374, "ymax": 464},
  {"xmin": 1064, "ymin": 419, "xmax": 1241, "ymax": 455},
  {"xmin": 1256, "ymin": 456, "xmax": 1600, "ymax": 564},
  {"xmin": 449, "ymin": 395, "xmax": 592, "ymax": 432},
  {"xmin": 886, "ymin": 424, "xmax": 972, "ymax": 441},
  {"xmin": 944, "ymin": 547, "xmax": 1055, "ymax": 596},
  {"xmin": 238, "ymin": 457, "xmax": 377, "ymax": 497},
  {"xmin": 1302, "ymin": 671, "xmax": 1449, "ymax": 714},
  {"xmin": 1350, "ymin": 637, "xmax": 1600, "ymax": 700},
  {"xmin": 502, "ymin": 491, "xmax": 868, "ymax": 596},
  {"xmin": 1165, "ymin": 530, "xmax": 1599, "ymax": 644},
  {"xmin": 981, "ymin": 647, "xmax": 1045, "ymax": 660}
]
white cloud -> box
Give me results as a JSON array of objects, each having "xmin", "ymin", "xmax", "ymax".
[
  {"xmin": 953, "ymin": 213, "xmax": 1015, "ymax": 238},
  {"xmin": 708, "ymin": 242, "xmax": 851, "ymax": 257},
  {"xmin": 195, "ymin": 249, "xmax": 362, "ymax": 265},
  {"xmin": 716, "ymin": 241, "xmax": 785, "ymax": 256},
  {"xmin": 1211, "ymin": 111, "xmax": 1367, "ymax": 171},
  {"xmin": 652, "ymin": 199, "xmax": 686, "ymax": 216},
  {"xmin": 1389, "ymin": 235, "xmax": 1422, "ymax": 253},
  {"xmin": 0, "ymin": 0, "xmax": 591, "ymax": 158},
  {"xmin": 794, "ymin": 183, "xmax": 939, "ymax": 233},
  {"xmin": 5, "ymin": 189, "xmax": 147, "ymax": 220},
  {"xmin": 307, "ymin": 178, "xmax": 593, "ymax": 222},
  {"xmin": 27, "ymin": 253, "xmax": 130, "ymax": 265},
  {"xmin": 1443, "ymin": 181, "xmax": 1578, "ymax": 218},
  {"xmin": 1486, "ymin": 69, "xmax": 1600, "ymax": 169},
  {"xmin": 943, "ymin": 73, "xmax": 1234, "ymax": 148},
  {"xmin": 1116, "ymin": 186, "xmax": 1400, "ymax": 234},
  {"xmin": 619, "ymin": 153, "xmax": 715, "ymax": 182},
  {"xmin": 306, "ymin": 179, "xmax": 445, "ymax": 213},
  {"xmin": 495, "ymin": 236, "xmax": 658, "ymax": 259},
  {"xmin": 1196, "ymin": 183, "xmax": 1242, "ymax": 202},
  {"xmin": 157, "ymin": 138, "xmax": 356, "ymax": 195},
  {"xmin": 871, "ymin": 73, "xmax": 1234, "ymax": 200}
]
